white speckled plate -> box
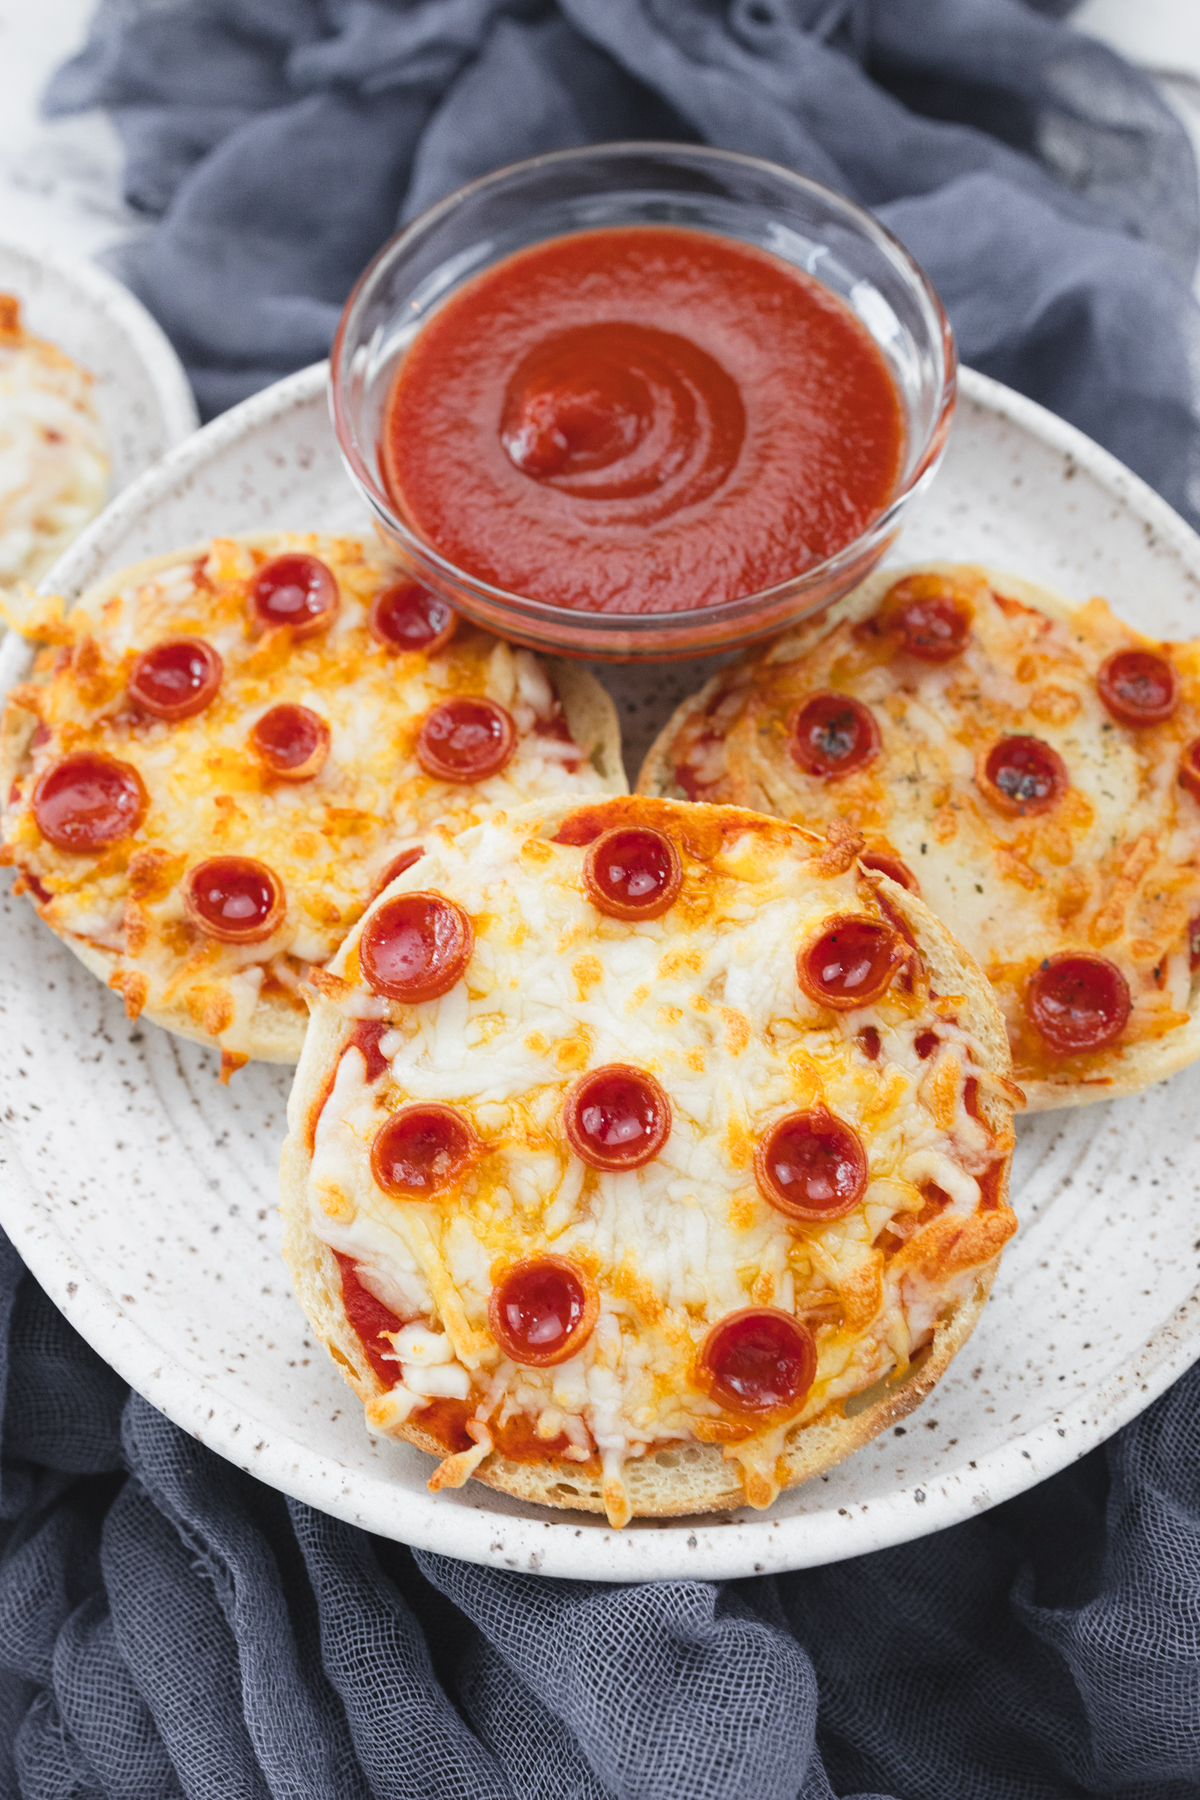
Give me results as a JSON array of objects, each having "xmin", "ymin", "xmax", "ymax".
[
  {"xmin": 1, "ymin": 361, "xmax": 1199, "ymax": 1583},
  {"xmin": 0, "ymin": 237, "xmax": 197, "ymax": 504}
]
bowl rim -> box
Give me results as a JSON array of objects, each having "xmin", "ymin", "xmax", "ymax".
[{"xmin": 329, "ymin": 139, "xmax": 958, "ymax": 645}]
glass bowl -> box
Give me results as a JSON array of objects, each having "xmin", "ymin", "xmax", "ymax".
[{"xmin": 330, "ymin": 142, "xmax": 956, "ymax": 662}]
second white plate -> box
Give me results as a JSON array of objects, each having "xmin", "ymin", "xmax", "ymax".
[{"xmin": 1, "ymin": 362, "xmax": 1199, "ymax": 1582}]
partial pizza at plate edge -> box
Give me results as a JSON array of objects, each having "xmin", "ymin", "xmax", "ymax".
[
  {"xmin": 0, "ymin": 295, "xmax": 109, "ymax": 586},
  {"xmin": 280, "ymin": 794, "xmax": 1019, "ymax": 1526},
  {"xmin": 0, "ymin": 532, "xmax": 624, "ymax": 1075},
  {"xmin": 639, "ymin": 562, "xmax": 1200, "ymax": 1111}
]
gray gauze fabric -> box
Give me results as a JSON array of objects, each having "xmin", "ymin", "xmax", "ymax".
[
  {"xmin": 44, "ymin": 0, "xmax": 1200, "ymax": 536},
  {"xmin": 9, "ymin": 1, "xmax": 1200, "ymax": 1795},
  {"xmin": 5, "ymin": 1226, "xmax": 1200, "ymax": 1800}
]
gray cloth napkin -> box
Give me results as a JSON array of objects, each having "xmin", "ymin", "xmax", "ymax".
[{"xmin": 45, "ymin": 0, "xmax": 1200, "ymax": 537}]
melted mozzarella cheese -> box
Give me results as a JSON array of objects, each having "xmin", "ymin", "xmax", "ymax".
[
  {"xmin": 298, "ymin": 802, "xmax": 1015, "ymax": 1522},
  {"xmin": 1, "ymin": 534, "xmax": 609, "ymax": 1060},
  {"xmin": 668, "ymin": 566, "xmax": 1200, "ymax": 1085},
  {"xmin": 0, "ymin": 300, "xmax": 108, "ymax": 585}
]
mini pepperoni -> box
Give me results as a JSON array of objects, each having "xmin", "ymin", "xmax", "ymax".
[
  {"xmin": 184, "ymin": 856, "xmax": 284, "ymax": 943},
  {"xmin": 583, "ymin": 826, "xmax": 682, "ymax": 921},
  {"xmin": 1097, "ymin": 648, "xmax": 1177, "ymax": 728},
  {"xmin": 789, "ymin": 694, "xmax": 880, "ymax": 779},
  {"xmin": 1178, "ymin": 739, "xmax": 1200, "ymax": 806},
  {"xmin": 754, "ymin": 1107, "xmax": 868, "ymax": 1222},
  {"xmin": 1025, "ymin": 953, "xmax": 1131, "ymax": 1056},
  {"xmin": 860, "ymin": 850, "xmax": 919, "ymax": 893},
  {"xmin": 416, "ymin": 697, "xmax": 516, "ymax": 783},
  {"xmin": 881, "ymin": 574, "xmax": 972, "ymax": 662},
  {"xmin": 359, "ymin": 892, "xmax": 473, "ymax": 1002},
  {"xmin": 980, "ymin": 735, "xmax": 1068, "ymax": 817},
  {"xmin": 128, "ymin": 638, "xmax": 223, "ymax": 721},
  {"xmin": 33, "ymin": 754, "xmax": 147, "ymax": 852},
  {"xmin": 373, "ymin": 846, "xmax": 425, "ymax": 898},
  {"xmin": 563, "ymin": 1064, "xmax": 671, "ymax": 1171},
  {"xmin": 371, "ymin": 1103, "xmax": 475, "ymax": 1197},
  {"xmin": 250, "ymin": 553, "xmax": 338, "ymax": 636},
  {"xmin": 797, "ymin": 915, "xmax": 907, "ymax": 1011},
  {"xmin": 370, "ymin": 581, "xmax": 456, "ymax": 655},
  {"xmin": 250, "ymin": 704, "xmax": 330, "ymax": 780},
  {"xmin": 698, "ymin": 1309, "xmax": 816, "ymax": 1419},
  {"xmin": 489, "ymin": 1258, "xmax": 598, "ymax": 1367}
]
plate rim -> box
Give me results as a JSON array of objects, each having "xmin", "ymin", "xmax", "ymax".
[{"xmin": 3, "ymin": 360, "xmax": 1200, "ymax": 1581}]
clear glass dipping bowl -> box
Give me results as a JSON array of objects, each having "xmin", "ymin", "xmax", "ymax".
[{"xmin": 330, "ymin": 142, "xmax": 956, "ymax": 662}]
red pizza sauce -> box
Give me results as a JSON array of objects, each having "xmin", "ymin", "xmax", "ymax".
[{"xmin": 380, "ymin": 226, "xmax": 904, "ymax": 615}]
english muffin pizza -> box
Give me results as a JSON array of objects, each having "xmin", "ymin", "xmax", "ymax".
[
  {"xmin": 641, "ymin": 563, "xmax": 1200, "ymax": 1110},
  {"xmin": 0, "ymin": 533, "xmax": 622, "ymax": 1074},
  {"xmin": 281, "ymin": 793, "xmax": 1019, "ymax": 1526},
  {"xmin": 0, "ymin": 295, "xmax": 108, "ymax": 585}
]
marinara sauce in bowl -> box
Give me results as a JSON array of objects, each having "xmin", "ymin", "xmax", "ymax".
[{"xmin": 331, "ymin": 144, "xmax": 955, "ymax": 660}]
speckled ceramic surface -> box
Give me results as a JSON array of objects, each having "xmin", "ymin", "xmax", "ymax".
[
  {"xmin": 0, "ymin": 237, "xmax": 197, "ymax": 501},
  {"xmin": 1, "ymin": 361, "xmax": 1199, "ymax": 1583}
]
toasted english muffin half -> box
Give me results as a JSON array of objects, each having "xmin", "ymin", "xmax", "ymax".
[
  {"xmin": 280, "ymin": 793, "xmax": 1019, "ymax": 1525},
  {"xmin": 639, "ymin": 562, "xmax": 1200, "ymax": 1111},
  {"xmin": 0, "ymin": 294, "xmax": 109, "ymax": 586},
  {"xmin": 0, "ymin": 532, "xmax": 624, "ymax": 1074}
]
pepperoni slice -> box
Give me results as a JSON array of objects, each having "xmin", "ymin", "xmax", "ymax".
[
  {"xmin": 371, "ymin": 1103, "xmax": 475, "ymax": 1197},
  {"xmin": 184, "ymin": 856, "xmax": 284, "ymax": 943},
  {"xmin": 373, "ymin": 846, "xmax": 425, "ymax": 898},
  {"xmin": 1097, "ymin": 648, "xmax": 1177, "ymax": 728},
  {"xmin": 698, "ymin": 1309, "xmax": 816, "ymax": 1419},
  {"xmin": 860, "ymin": 850, "xmax": 919, "ymax": 893},
  {"xmin": 370, "ymin": 581, "xmax": 456, "ymax": 655},
  {"xmin": 250, "ymin": 553, "xmax": 339, "ymax": 636},
  {"xmin": 789, "ymin": 694, "xmax": 880, "ymax": 779},
  {"xmin": 1178, "ymin": 739, "xmax": 1200, "ymax": 806},
  {"xmin": 583, "ymin": 826, "xmax": 682, "ymax": 921},
  {"xmin": 754, "ymin": 1107, "xmax": 868, "ymax": 1222},
  {"xmin": 1189, "ymin": 915, "xmax": 1200, "ymax": 973},
  {"xmin": 128, "ymin": 638, "xmax": 223, "ymax": 721},
  {"xmin": 1025, "ymin": 953, "xmax": 1131, "ymax": 1056},
  {"xmin": 563, "ymin": 1064, "xmax": 671, "ymax": 1171},
  {"xmin": 33, "ymin": 754, "xmax": 148, "ymax": 852},
  {"xmin": 979, "ymin": 735, "xmax": 1068, "ymax": 817},
  {"xmin": 489, "ymin": 1258, "xmax": 598, "ymax": 1367},
  {"xmin": 797, "ymin": 915, "xmax": 907, "ymax": 1011},
  {"xmin": 416, "ymin": 697, "xmax": 516, "ymax": 784},
  {"xmin": 359, "ymin": 892, "xmax": 472, "ymax": 1002},
  {"xmin": 881, "ymin": 573, "xmax": 972, "ymax": 662},
  {"xmin": 250, "ymin": 704, "xmax": 330, "ymax": 781}
]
